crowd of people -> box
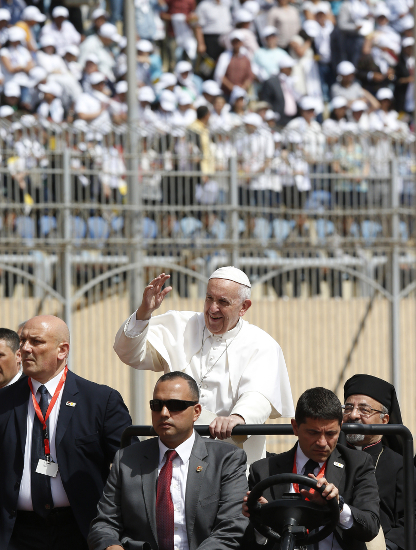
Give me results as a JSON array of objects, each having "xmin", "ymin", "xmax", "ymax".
[{"xmin": 0, "ymin": 267, "xmax": 413, "ymax": 550}]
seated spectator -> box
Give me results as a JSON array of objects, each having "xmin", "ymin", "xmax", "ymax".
[
  {"xmin": 228, "ymin": 86, "xmax": 248, "ymax": 127},
  {"xmin": 16, "ymin": 6, "xmax": 46, "ymax": 52},
  {"xmin": 63, "ymin": 45, "xmax": 82, "ymax": 81},
  {"xmin": 172, "ymin": 90, "xmax": 196, "ymax": 128},
  {"xmin": 135, "ymin": 0, "xmax": 168, "ymax": 42},
  {"xmin": 331, "ymin": 61, "xmax": 378, "ymax": 109},
  {"xmin": 88, "ymin": 372, "xmax": 249, "ymax": 550},
  {"xmin": 75, "ymin": 72, "xmax": 112, "ymax": 131},
  {"xmin": 349, "ymin": 99, "xmax": 370, "ymax": 131},
  {"xmin": 0, "ymin": 328, "xmax": 21, "ymax": 389},
  {"xmin": 79, "ymin": 22, "xmax": 121, "ymax": 83},
  {"xmin": 214, "ymin": 30, "xmax": 254, "ymax": 98},
  {"xmin": 37, "ymin": 81, "xmax": 64, "ymax": 123},
  {"xmin": 209, "ymin": 94, "xmax": 232, "ymax": 132},
  {"xmin": 40, "ymin": 6, "xmax": 81, "ymax": 57},
  {"xmin": 195, "ymin": 0, "xmax": 232, "ymax": 70},
  {"xmin": 370, "ymin": 87, "xmax": 408, "ymax": 135},
  {"xmin": 138, "ymin": 86, "xmax": 158, "ymax": 126},
  {"xmin": 80, "ymin": 54, "xmax": 100, "ymax": 93},
  {"xmin": 243, "ymin": 387, "xmax": 381, "ymax": 550},
  {"xmin": 20, "ymin": 66, "xmax": 47, "ymax": 112},
  {"xmin": 136, "ymin": 39, "xmax": 162, "ymax": 86},
  {"xmin": 111, "ymin": 80, "xmax": 128, "ymax": 125},
  {"xmin": 194, "ymin": 79, "xmax": 221, "ymax": 109},
  {"xmin": 322, "ymin": 95, "xmax": 348, "ymax": 137},
  {"xmin": 85, "ymin": 7, "xmax": 108, "ymax": 37},
  {"xmin": 267, "ymin": 0, "xmax": 301, "ymax": 50},
  {"xmin": 285, "ymin": 96, "xmax": 325, "ymax": 161},
  {"xmin": 254, "ymin": 26, "xmax": 291, "ymax": 81},
  {"xmin": 0, "ymin": 9, "xmax": 10, "ymax": 46},
  {"xmin": 343, "ymin": 374, "xmax": 415, "ymax": 550},
  {"xmin": 0, "ymin": 26, "xmax": 34, "ymax": 87},
  {"xmin": 395, "ymin": 37, "xmax": 414, "ymax": 115},
  {"xmin": 155, "ymin": 89, "xmax": 177, "ymax": 132},
  {"xmin": 174, "ymin": 60, "xmax": 201, "ymax": 101},
  {"xmin": 372, "ymin": 3, "xmax": 401, "ymax": 49},
  {"xmin": 356, "ymin": 34, "xmax": 398, "ymax": 96}
]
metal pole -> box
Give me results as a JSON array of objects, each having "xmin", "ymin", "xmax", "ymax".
[
  {"xmin": 390, "ymin": 158, "xmax": 401, "ymax": 397},
  {"xmin": 62, "ymin": 148, "xmax": 72, "ymax": 365},
  {"xmin": 125, "ymin": 0, "xmax": 147, "ymax": 425},
  {"xmin": 230, "ymin": 154, "xmax": 239, "ymax": 267}
]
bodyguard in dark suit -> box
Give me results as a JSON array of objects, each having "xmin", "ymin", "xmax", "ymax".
[
  {"xmin": 88, "ymin": 371, "xmax": 249, "ymax": 550},
  {"xmin": 0, "ymin": 327, "xmax": 23, "ymax": 389},
  {"xmin": 243, "ymin": 387, "xmax": 380, "ymax": 550},
  {"xmin": 0, "ymin": 315, "xmax": 132, "ymax": 550}
]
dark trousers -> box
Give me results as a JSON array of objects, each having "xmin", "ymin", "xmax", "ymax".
[{"xmin": 8, "ymin": 509, "xmax": 88, "ymax": 550}]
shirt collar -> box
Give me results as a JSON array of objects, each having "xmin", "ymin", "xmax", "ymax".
[
  {"xmin": 31, "ymin": 367, "xmax": 66, "ymax": 397},
  {"xmin": 5, "ymin": 368, "xmax": 22, "ymax": 387},
  {"xmin": 204, "ymin": 318, "xmax": 242, "ymax": 342},
  {"xmin": 158, "ymin": 431, "xmax": 196, "ymax": 466},
  {"xmin": 296, "ymin": 442, "xmax": 325, "ymax": 473}
]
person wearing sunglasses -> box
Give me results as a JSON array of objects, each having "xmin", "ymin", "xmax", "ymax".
[
  {"xmin": 114, "ymin": 266, "xmax": 294, "ymax": 465},
  {"xmin": 88, "ymin": 371, "xmax": 249, "ymax": 550},
  {"xmin": 342, "ymin": 374, "xmax": 416, "ymax": 550}
]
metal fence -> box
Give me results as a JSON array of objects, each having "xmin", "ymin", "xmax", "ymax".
[{"xmin": 0, "ymin": 123, "xmax": 415, "ymax": 446}]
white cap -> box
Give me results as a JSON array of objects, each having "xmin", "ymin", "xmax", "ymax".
[
  {"xmin": 302, "ymin": 19, "xmax": 320, "ymax": 38},
  {"xmin": 85, "ymin": 53, "xmax": 99, "ymax": 64},
  {"xmin": 229, "ymin": 85, "xmax": 247, "ymax": 105},
  {"xmin": 118, "ymin": 36, "xmax": 127, "ymax": 49},
  {"xmin": 4, "ymin": 82, "xmax": 21, "ymax": 97},
  {"xmin": 262, "ymin": 25, "xmax": 278, "ymax": 38},
  {"xmin": 160, "ymin": 99, "xmax": 176, "ymax": 111},
  {"xmin": 29, "ymin": 66, "xmax": 47, "ymax": 85},
  {"xmin": 279, "ymin": 55, "xmax": 295, "ymax": 68},
  {"xmin": 116, "ymin": 80, "xmax": 128, "ymax": 94},
  {"xmin": 0, "ymin": 9, "xmax": 11, "ymax": 21},
  {"xmin": 89, "ymin": 71, "xmax": 106, "ymax": 85},
  {"xmin": 136, "ymin": 39, "xmax": 153, "ymax": 52},
  {"xmin": 337, "ymin": 60, "xmax": 355, "ymax": 75},
  {"xmin": 244, "ymin": 0, "xmax": 260, "ymax": 15},
  {"xmin": 158, "ymin": 72, "xmax": 177, "ymax": 88},
  {"xmin": 64, "ymin": 44, "xmax": 79, "ymax": 57},
  {"xmin": 138, "ymin": 85, "xmax": 155, "ymax": 102},
  {"xmin": 91, "ymin": 7, "xmax": 107, "ymax": 19},
  {"xmin": 175, "ymin": 60, "xmax": 192, "ymax": 74},
  {"xmin": 160, "ymin": 89, "xmax": 176, "ymax": 111},
  {"xmin": 330, "ymin": 96, "xmax": 348, "ymax": 110},
  {"xmin": 397, "ymin": 14, "xmax": 414, "ymax": 32},
  {"xmin": 234, "ymin": 8, "xmax": 253, "ymax": 23},
  {"xmin": 402, "ymin": 37, "xmax": 415, "ymax": 48},
  {"xmin": 375, "ymin": 34, "xmax": 393, "ymax": 49},
  {"xmin": 39, "ymin": 81, "xmax": 62, "ymax": 97},
  {"xmin": 209, "ymin": 266, "xmax": 251, "ymax": 288},
  {"xmin": 243, "ymin": 112, "xmax": 263, "ymax": 127},
  {"xmin": 273, "ymin": 131, "xmax": 282, "ymax": 142},
  {"xmin": 22, "ymin": 6, "xmax": 46, "ymax": 22},
  {"xmin": 229, "ymin": 29, "xmax": 245, "ymax": 42},
  {"xmin": 0, "ymin": 105, "xmax": 14, "ymax": 117},
  {"xmin": 351, "ymin": 99, "xmax": 367, "ymax": 112},
  {"xmin": 299, "ymin": 95, "xmax": 316, "ymax": 111},
  {"xmin": 7, "ymin": 26, "xmax": 26, "ymax": 43},
  {"xmin": 265, "ymin": 109, "xmax": 276, "ymax": 121},
  {"xmin": 376, "ymin": 87, "xmax": 393, "ymax": 101},
  {"xmin": 313, "ymin": 2, "xmax": 330, "ymax": 14},
  {"xmin": 99, "ymin": 22, "xmax": 121, "ymax": 42},
  {"xmin": 52, "ymin": 6, "xmax": 69, "ymax": 18},
  {"xmin": 202, "ymin": 79, "xmax": 221, "ymax": 96},
  {"xmin": 373, "ymin": 3, "xmax": 390, "ymax": 18},
  {"xmin": 177, "ymin": 91, "xmax": 192, "ymax": 105},
  {"xmin": 39, "ymin": 34, "xmax": 56, "ymax": 48}
]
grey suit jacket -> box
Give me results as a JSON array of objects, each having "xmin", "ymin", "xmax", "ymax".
[
  {"xmin": 88, "ymin": 433, "xmax": 249, "ymax": 550},
  {"xmin": 245, "ymin": 443, "xmax": 380, "ymax": 550}
]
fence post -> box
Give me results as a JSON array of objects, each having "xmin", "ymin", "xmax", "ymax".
[
  {"xmin": 390, "ymin": 158, "xmax": 401, "ymax": 398},
  {"xmin": 230, "ymin": 153, "xmax": 239, "ymax": 267},
  {"xmin": 62, "ymin": 148, "xmax": 72, "ymax": 362},
  {"xmin": 126, "ymin": 0, "xmax": 147, "ymax": 425}
]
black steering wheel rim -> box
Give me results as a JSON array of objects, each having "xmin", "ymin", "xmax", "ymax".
[{"xmin": 247, "ymin": 473, "xmax": 340, "ymax": 544}]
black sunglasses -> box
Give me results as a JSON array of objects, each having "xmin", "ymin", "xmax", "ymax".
[{"xmin": 150, "ymin": 399, "xmax": 198, "ymax": 412}]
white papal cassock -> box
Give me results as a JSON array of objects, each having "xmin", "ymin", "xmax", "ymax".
[{"xmin": 114, "ymin": 310, "xmax": 295, "ymax": 464}]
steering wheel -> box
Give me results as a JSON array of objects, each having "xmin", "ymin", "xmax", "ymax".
[{"xmin": 247, "ymin": 473, "xmax": 340, "ymax": 547}]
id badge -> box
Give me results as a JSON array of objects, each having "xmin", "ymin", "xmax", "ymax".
[{"xmin": 36, "ymin": 459, "xmax": 59, "ymax": 478}]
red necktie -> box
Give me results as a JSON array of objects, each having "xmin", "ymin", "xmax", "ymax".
[{"xmin": 156, "ymin": 450, "xmax": 178, "ymax": 550}]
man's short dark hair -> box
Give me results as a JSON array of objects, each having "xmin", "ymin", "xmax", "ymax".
[
  {"xmin": 156, "ymin": 371, "xmax": 199, "ymax": 401},
  {"xmin": 196, "ymin": 105, "xmax": 209, "ymax": 120},
  {"xmin": 295, "ymin": 387, "xmax": 342, "ymax": 426},
  {"xmin": 0, "ymin": 328, "xmax": 20, "ymax": 353}
]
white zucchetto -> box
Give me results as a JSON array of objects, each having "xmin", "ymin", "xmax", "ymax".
[{"xmin": 209, "ymin": 266, "xmax": 251, "ymax": 287}]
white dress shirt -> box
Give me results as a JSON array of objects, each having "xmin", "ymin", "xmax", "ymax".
[
  {"xmin": 256, "ymin": 444, "xmax": 353, "ymax": 549},
  {"xmin": 158, "ymin": 431, "xmax": 196, "ymax": 550},
  {"xmin": 5, "ymin": 368, "xmax": 22, "ymax": 387},
  {"xmin": 17, "ymin": 368, "xmax": 71, "ymax": 510}
]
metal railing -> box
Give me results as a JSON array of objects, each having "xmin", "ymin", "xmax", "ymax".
[{"xmin": 120, "ymin": 423, "xmax": 415, "ymax": 550}]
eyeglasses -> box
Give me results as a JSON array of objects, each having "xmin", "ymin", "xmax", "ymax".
[
  {"xmin": 342, "ymin": 404, "xmax": 385, "ymax": 418},
  {"xmin": 150, "ymin": 399, "xmax": 198, "ymax": 412}
]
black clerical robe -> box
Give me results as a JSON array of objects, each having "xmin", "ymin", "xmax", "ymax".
[{"xmin": 349, "ymin": 440, "xmax": 415, "ymax": 550}]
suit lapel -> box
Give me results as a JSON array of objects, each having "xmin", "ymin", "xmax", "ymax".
[
  {"xmin": 141, "ymin": 439, "xmax": 160, "ymax": 545},
  {"xmin": 325, "ymin": 447, "xmax": 345, "ymax": 492},
  {"xmin": 185, "ymin": 434, "xmax": 209, "ymax": 547},
  {"xmin": 55, "ymin": 370, "xmax": 79, "ymax": 449},
  {"xmin": 14, "ymin": 380, "xmax": 31, "ymax": 456},
  {"xmin": 268, "ymin": 445, "xmax": 297, "ymax": 500}
]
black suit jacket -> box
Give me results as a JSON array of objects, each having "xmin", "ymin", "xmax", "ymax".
[
  {"xmin": 245, "ymin": 443, "xmax": 380, "ymax": 550},
  {"xmin": 0, "ymin": 370, "xmax": 132, "ymax": 548},
  {"xmin": 88, "ymin": 433, "xmax": 249, "ymax": 550},
  {"xmin": 258, "ymin": 76, "xmax": 295, "ymax": 127}
]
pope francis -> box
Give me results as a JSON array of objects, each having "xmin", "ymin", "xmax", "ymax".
[{"xmin": 114, "ymin": 266, "xmax": 294, "ymax": 463}]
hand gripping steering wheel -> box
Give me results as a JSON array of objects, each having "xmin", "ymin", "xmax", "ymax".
[{"xmin": 247, "ymin": 473, "xmax": 340, "ymax": 550}]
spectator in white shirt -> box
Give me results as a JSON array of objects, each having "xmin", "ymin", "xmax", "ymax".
[
  {"xmin": 16, "ymin": 6, "xmax": 46, "ymax": 53},
  {"xmin": 253, "ymin": 26, "xmax": 291, "ymax": 81},
  {"xmin": 349, "ymin": 99, "xmax": 371, "ymax": 131},
  {"xmin": 37, "ymin": 81, "xmax": 64, "ymax": 124},
  {"xmin": 78, "ymin": 22, "xmax": 121, "ymax": 83},
  {"xmin": 0, "ymin": 26, "xmax": 34, "ymax": 87},
  {"xmin": 75, "ymin": 71, "xmax": 112, "ymax": 131},
  {"xmin": 39, "ymin": 6, "xmax": 81, "ymax": 57},
  {"xmin": 195, "ymin": 0, "xmax": 232, "ymax": 67}
]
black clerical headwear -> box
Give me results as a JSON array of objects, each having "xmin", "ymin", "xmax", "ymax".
[{"xmin": 344, "ymin": 374, "xmax": 403, "ymax": 455}]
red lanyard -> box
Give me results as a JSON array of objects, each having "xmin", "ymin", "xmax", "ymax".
[
  {"xmin": 28, "ymin": 366, "xmax": 68, "ymax": 458},
  {"xmin": 292, "ymin": 454, "xmax": 327, "ymax": 495}
]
